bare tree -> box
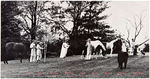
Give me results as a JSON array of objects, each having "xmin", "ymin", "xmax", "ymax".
[{"xmin": 125, "ymin": 14, "xmax": 149, "ymax": 55}]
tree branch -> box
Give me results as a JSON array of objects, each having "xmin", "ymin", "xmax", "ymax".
[
  {"xmin": 125, "ymin": 23, "xmax": 131, "ymax": 47},
  {"xmin": 137, "ymin": 39, "xmax": 149, "ymax": 47},
  {"xmin": 21, "ymin": 16, "xmax": 31, "ymax": 32},
  {"xmin": 134, "ymin": 15, "xmax": 144, "ymax": 41},
  {"xmin": 19, "ymin": 23, "xmax": 31, "ymax": 35},
  {"xmin": 26, "ymin": 14, "xmax": 32, "ymax": 20}
]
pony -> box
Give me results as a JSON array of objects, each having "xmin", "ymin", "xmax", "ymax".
[{"xmin": 4, "ymin": 42, "xmax": 27, "ymax": 64}]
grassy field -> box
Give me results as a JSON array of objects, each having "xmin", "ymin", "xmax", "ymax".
[{"xmin": 1, "ymin": 53, "xmax": 149, "ymax": 78}]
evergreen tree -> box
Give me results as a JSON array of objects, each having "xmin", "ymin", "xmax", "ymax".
[
  {"xmin": 50, "ymin": 1, "xmax": 115, "ymax": 54},
  {"xmin": 1, "ymin": 1, "xmax": 22, "ymax": 42}
]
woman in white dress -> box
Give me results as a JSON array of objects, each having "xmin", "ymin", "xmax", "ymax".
[
  {"xmin": 36, "ymin": 42, "xmax": 44, "ymax": 61},
  {"xmin": 30, "ymin": 40, "xmax": 37, "ymax": 62},
  {"xmin": 85, "ymin": 38, "xmax": 92, "ymax": 60},
  {"xmin": 60, "ymin": 40, "xmax": 70, "ymax": 58}
]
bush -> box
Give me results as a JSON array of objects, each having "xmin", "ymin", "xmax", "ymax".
[{"xmin": 47, "ymin": 40, "xmax": 63, "ymax": 57}]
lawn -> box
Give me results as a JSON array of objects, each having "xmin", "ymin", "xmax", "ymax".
[{"xmin": 1, "ymin": 53, "xmax": 149, "ymax": 78}]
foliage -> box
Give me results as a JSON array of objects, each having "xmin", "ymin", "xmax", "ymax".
[
  {"xmin": 1, "ymin": 1, "xmax": 24, "ymax": 61},
  {"xmin": 1, "ymin": 1, "xmax": 22, "ymax": 42},
  {"xmin": 1, "ymin": 1, "xmax": 117, "ymax": 56},
  {"xmin": 16, "ymin": 1, "xmax": 46, "ymax": 40},
  {"xmin": 41, "ymin": 1, "xmax": 116, "ymax": 55}
]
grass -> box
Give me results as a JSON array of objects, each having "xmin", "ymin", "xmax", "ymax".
[{"xmin": 1, "ymin": 53, "xmax": 149, "ymax": 78}]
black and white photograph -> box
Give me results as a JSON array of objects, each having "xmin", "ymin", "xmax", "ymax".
[{"xmin": 1, "ymin": 0, "xmax": 149, "ymax": 78}]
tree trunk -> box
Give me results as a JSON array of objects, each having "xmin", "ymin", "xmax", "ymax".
[
  {"xmin": 30, "ymin": 1, "xmax": 37, "ymax": 40},
  {"xmin": 70, "ymin": 19, "xmax": 79, "ymax": 55},
  {"xmin": 31, "ymin": 32, "xmax": 36, "ymax": 40},
  {"xmin": 133, "ymin": 45, "xmax": 138, "ymax": 55},
  {"xmin": 131, "ymin": 40, "xmax": 136, "ymax": 56}
]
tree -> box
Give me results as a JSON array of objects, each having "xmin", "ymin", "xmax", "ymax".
[
  {"xmin": 125, "ymin": 15, "xmax": 149, "ymax": 55},
  {"xmin": 1, "ymin": 1, "xmax": 23, "ymax": 60},
  {"xmin": 65, "ymin": 1, "xmax": 110, "ymax": 38},
  {"xmin": 42, "ymin": 1, "xmax": 115, "ymax": 55},
  {"xmin": 16, "ymin": 1, "xmax": 45, "ymax": 40},
  {"xmin": 1, "ymin": 1, "xmax": 22, "ymax": 42}
]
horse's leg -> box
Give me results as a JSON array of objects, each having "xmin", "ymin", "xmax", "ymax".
[
  {"xmin": 110, "ymin": 48, "xmax": 113, "ymax": 57},
  {"xmin": 4, "ymin": 60, "xmax": 8, "ymax": 64},
  {"xmin": 27, "ymin": 51, "xmax": 30, "ymax": 62},
  {"xmin": 100, "ymin": 49, "xmax": 103, "ymax": 56},
  {"xmin": 4, "ymin": 61, "xmax": 8, "ymax": 64},
  {"xmin": 4, "ymin": 61, "xmax": 6, "ymax": 64},
  {"xmin": 20, "ymin": 58, "xmax": 22, "ymax": 63},
  {"xmin": 103, "ymin": 50, "xmax": 107, "ymax": 58},
  {"xmin": 95, "ymin": 51, "xmax": 98, "ymax": 59},
  {"xmin": 120, "ymin": 62, "xmax": 123, "ymax": 69},
  {"xmin": 19, "ymin": 52, "xmax": 23, "ymax": 63},
  {"xmin": 124, "ymin": 61, "xmax": 127, "ymax": 69},
  {"xmin": 20, "ymin": 56, "xmax": 22, "ymax": 63},
  {"xmin": 81, "ymin": 50, "xmax": 84, "ymax": 59},
  {"xmin": 124, "ymin": 53, "xmax": 128, "ymax": 69},
  {"xmin": 6, "ymin": 60, "xmax": 8, "ymax": 64},
  {"xmin": 28, "ymin": 55, "xmax": 30, "ymax": 62},
  {"xmin": 94, "ymin": 47, "xmax": 99, "ymax": 59},
  {"xmin": 4, "ymin": 55, "xmax": 8, "ymax": 64},
  {"xmin": 93, "ymin": 50, "xmax": 97, "ymax": 59},
  {"xmin": 96, "ymin": 49, "xmax": 100, "ymax": 59},
  {"xmin": 3, "ymin": 57, "xmax": 6, "ymax": 64}
]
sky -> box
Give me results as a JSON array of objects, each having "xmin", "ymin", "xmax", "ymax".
[
  {"xmin": 102, "ymin": 1, "xmax": 149, "ymax": 44},
  {"xmin": 60, "ymin": 1, "xmax": 149, "ymax": 44},
  {"xmin": 19, "ymin": 1, "xmax": 149, "ymax": 44}
]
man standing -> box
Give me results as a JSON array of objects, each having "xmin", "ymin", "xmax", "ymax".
[{"xmin": 30, "ymin": 40, "xmax": 37, "ymax": 62}]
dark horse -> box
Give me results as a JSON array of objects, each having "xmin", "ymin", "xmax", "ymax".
[
  {"xmin": 4, "ymin": 42, "xmax": 27, "ymax": 64},
  {"xmin": 113, "ymin": 39, "xmax": 128, "ymax": 69}
]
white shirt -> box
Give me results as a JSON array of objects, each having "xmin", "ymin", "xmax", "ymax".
[{"xmin": 122, "ymin": 42, "xmax": 127, "ymax": 52}]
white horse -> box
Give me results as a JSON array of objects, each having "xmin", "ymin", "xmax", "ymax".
[
  {"xmin": 81, "ymin": 40, "xmax": 106, "ymax": 59},
  {"xmin": 91, "ymin": 40, "xmax": 106, "ymax": 58},
  {"xmin": 106, "ymin": 38, "xmax": 120, "ymax": 57}
]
